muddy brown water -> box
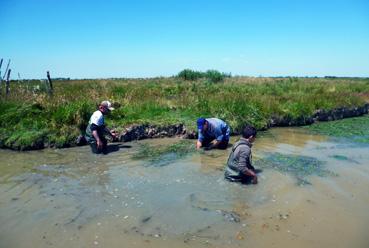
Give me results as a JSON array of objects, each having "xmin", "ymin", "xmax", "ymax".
[{"xmin": 1, "ymin": 127, "xmax": 369, "ymax": 248}]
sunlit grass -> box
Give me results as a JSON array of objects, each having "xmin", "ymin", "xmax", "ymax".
[
  {"xmin": 1, "ymin": 76, "xmax": 369, "ymax": 150},
  {"xmin": 306, "ymin": 115, "xmax": 369, "ymax": 143}
]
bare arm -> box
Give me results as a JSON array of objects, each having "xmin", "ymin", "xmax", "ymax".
[
  {"xmin": 239, "ymin": 149, "xmax": 258, "ymax": 184},
  {"xmin": 104, "ymin": 127, "xmax": 117, "ymax": 139},
  {"xmin": 209, "ymin": 139, "xmax": 221, "ymax": 149},
  {"xmin": 92, "ymin": 130, "xmax": 103, "ymax": 149}
]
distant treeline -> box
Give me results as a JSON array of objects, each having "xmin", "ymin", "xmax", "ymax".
[
  {"xmin": 9, "ymin": 74, "xmax": 368, "ymax": 82},
  {"xmin": 176, "ymin": 69, "xmax": 231, "ymax": 82}
]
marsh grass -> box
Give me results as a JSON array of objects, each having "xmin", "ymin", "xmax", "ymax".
[
  {"xmin": 306, "ymin": 115, "xmax": 369, "ymax": 144},
  {"xmin": 1, "ymin": 76, "xmax": 369, "ymax": 150},
  {"xmin": 254, "ymin": 153, "xmax": 337, "ymax": 185}
]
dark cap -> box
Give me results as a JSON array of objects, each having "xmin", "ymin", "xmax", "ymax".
[{"xmin": 197, "ymin": 118, "xmax": 206, "ymax": 131}]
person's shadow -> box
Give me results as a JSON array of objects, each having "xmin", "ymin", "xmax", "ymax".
[{"xmin": 106, "ymin": 144, "xmax": 132, "ymax": 154}]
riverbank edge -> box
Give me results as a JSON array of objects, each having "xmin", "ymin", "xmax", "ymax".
[
  {"xmin": 119, "ymin": 104, "xmax": 369, "ymax": 141},
  {"xmin": 2, "ymin": 103, "xmax": 368, "ymax": 151}
]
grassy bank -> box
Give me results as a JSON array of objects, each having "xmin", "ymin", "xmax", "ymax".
[
  {"xmin": 1, "ymin": 76, "xmax": 369, "ymax": 150},
  {"xmin": 306, "ymin": 114, "xmax": 369, "ymax": 144}
]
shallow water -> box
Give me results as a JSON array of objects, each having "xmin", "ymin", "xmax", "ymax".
[{"xmin": 1, "ymin": 125, "xmax": 369, "ymax": 248}]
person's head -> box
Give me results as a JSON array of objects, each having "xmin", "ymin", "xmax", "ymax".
[
  {"xmin": 99, "ymin": 100, "xmax": 114, "ymax": 115},
  {"xmin": 242, "ymin": 125, "xmax": 257, "ymax": 143},
  {"xmin": 197, "ymin": 118, "xmax": 208, "ymax": 132}
]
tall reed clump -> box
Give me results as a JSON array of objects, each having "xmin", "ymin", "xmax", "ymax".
[
  {"xmin": 177, "ymin": 69, "xmax": 230, "ymax": 83},
  {"xmin": 177, "ymin": 69, "xmax": 204, "ymax": 81}
]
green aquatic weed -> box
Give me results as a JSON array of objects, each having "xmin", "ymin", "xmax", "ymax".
[
  {"xmin": 254, "ymin": 153, "xmax": 337, "ymax": 185},
  {"xmin": 330, "ymin": 155, "xmax": 359, "ymax": 164},
  {"xmin": 306, "ymin": 115, "xmax": 369, "ymax": 144},
  {"xmin": 132, "ymin": 140, "xmax": 195, "ymax": 166},
  {"xmin": 331, "ymin": 155, "xmax": 349, "ymax": 161}
]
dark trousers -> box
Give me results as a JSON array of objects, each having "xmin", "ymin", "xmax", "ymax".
[
  {"xmin": 203, "ymin": 138, "xmax": 229, "ymax": 150},
  {"xmin": 225, "ymin": 174, "xmax": 254, "ymax": 184},
  {"xmin": 89, "ymin": 138, "xmax": 108, "ymax": 154},
  {"xmin": 225, "ymin": 166, "xmax": 256, "ymax": 184}
]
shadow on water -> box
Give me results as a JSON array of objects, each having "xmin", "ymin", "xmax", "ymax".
[{"xmin": 106, "ymin": 144, "xmax": 132, "ymax": 154}]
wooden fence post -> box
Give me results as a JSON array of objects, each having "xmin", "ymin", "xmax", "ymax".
[
  {"xmin": 47, "ymin": 71, "xmax": 53, "ymax": 95},
  {"xmin": 0, "ymin": 58, "xmax": 3, "ymax": 93},
  {"xmin": 2, "ymin": 59, "xmax": 10, "ymax": 80},
  {"xmin": 6, "ymin": 69, "xmax": 11, "ymax": 95},
  {"xmin": 0, "ymin": 58, "xmax": 3, "ymax": 77}
]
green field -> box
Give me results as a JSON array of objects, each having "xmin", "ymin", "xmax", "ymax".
[{"xmin": 1, "ymin": 73, "xmax": 369, "ymax": 150}]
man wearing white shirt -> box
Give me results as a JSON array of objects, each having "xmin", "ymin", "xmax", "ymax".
[{"xmin": 85, "ymin": 100, "xmax": 117, "ymax": 154}]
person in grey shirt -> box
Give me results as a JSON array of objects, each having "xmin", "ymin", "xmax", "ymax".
[{"xmin": 225, "ymin": 125, "xmax": 258, "ymax": 184}]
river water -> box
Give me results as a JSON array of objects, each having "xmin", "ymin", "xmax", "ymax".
[{"xmin": 0, "ymin": 126, "xmax": 369, "ymax": 248}]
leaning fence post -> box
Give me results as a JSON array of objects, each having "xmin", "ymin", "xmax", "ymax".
[
  {"xmin": 0, "ymin": 58, "xmax": 3, "ymax": 77},
  {"xmin": 2, "ymin": 59, "xmax": 10, "ymax": 80},
  {"xmin": 0, "ymin": 58, "xmax": 3, "ymax": 93},
  {"xmin": 47, "ymin": 71, "xmax": 53, "ymax": 95},
  {"xmin": 6, "ymin": 69, "xmax": 11, "ymax": 95}
]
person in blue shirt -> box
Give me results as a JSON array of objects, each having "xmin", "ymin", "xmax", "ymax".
[{"xmin": 196, "ymin": 117, "xmax": 231, "ymax": 150}]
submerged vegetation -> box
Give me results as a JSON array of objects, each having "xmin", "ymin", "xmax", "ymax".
[
  {"xmin": 132, "ymin": 140, "xmax": 195, "ymax": 166},
  {"xmin": 0, "ymin": 75, "xmax": 369, "ymax": 150},
  {"xmin": 255, "ymin": 153, "xmax": 337, "ymax": 185},
  {"xmin": 306, "ymin": 115, "xmax": 369, "ymax": 144},
  {"xmin": 330, "ymin": 155, "xmax": 359, "ymax": 164}
]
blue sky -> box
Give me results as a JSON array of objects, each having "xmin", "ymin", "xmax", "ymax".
[{"xmin": 1, "ymin": 0, "xmax": 368, "ymax": 79}]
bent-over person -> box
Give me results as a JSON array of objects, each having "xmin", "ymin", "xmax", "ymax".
[
  {"xmin": 85, "ymin": 100, "xmax": 117, "ymax": 154},
  {"xmin": 196, "ymin": 117, "xmax": 230, "ymax": 150}
]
